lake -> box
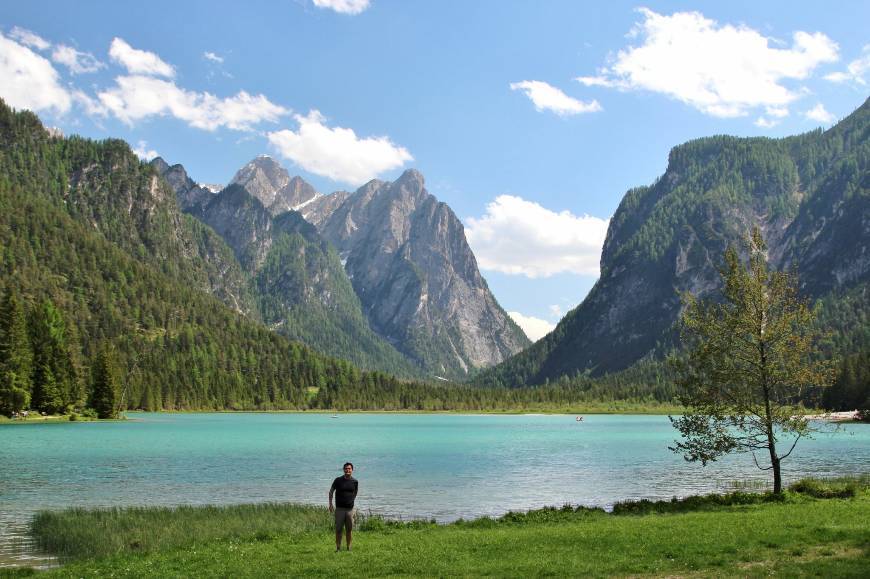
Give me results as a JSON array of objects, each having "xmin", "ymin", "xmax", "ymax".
[{"xmin": 1, "ymin": 412, "xmax": 869, "ymax": 567}]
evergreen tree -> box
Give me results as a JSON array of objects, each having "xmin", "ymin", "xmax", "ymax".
[
  {"xmin": 32, "ymin": 361, "xmax": 63, "ymax": 414},
  {"xmin": 670, "ymin": 229, "xmax": 835, "ymax": 493},
  {"xmin": 0, "ymin": 288, "xmax": 33, "ymax": 416},
  {"xmin": 824, "ymin": 349, "xmax": 870, "ymax": 412},
  {"xmin": 90, "ymin": 344, "xmax": 119, "ymax": 419},
  {"xmin": 29, "ymin": 300, "xmax": 79, "ymax": 414}
]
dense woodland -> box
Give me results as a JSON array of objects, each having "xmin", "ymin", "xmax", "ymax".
[{"xmin": 0, "ymin": 99, "xmax": 866, "ymax": 416}]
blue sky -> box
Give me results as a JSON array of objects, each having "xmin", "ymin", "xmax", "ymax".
[{"xmin": 1, "ymin": 1, "xmax": 868, "ymax": 341}]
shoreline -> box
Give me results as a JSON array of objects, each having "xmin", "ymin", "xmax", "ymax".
[
  {"xmin": 7, "ymin": 407, "xmax": 867, "ymax": 424},
  {"xmin": 8, "ymin": 477, "xmax": 868, "ymax": 574},
  {"xmin": 801, "ymin": 410, "xmax": 861, "ymax": 421}
]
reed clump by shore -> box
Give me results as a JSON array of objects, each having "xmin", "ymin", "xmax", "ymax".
[{"xmin": 29, "ymin": 503, "xmax": 380, "ymax": 561}]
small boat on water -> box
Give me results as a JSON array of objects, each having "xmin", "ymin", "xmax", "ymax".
[
  {"xmin": 330, "ymin": 414, "xmax": 339, "ymax": 419},
  {"xmin": 575, "ymin": 416, "xmax": 583, "ymax": 422}
]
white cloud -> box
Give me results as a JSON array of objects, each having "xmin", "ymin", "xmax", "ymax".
[
  {"xmin": 465, "ymin": 195, "xmax": 609, "ymax": 278},
  {"xmin": 52, "ymin": 44, "xmax": 104, "ymax": 74},
  {"xmin": 313, "ymin": 0, "xmax": 370, "ymax": 15},
  {"xmin": 824, "ymin": 45, "xmax": 870, "ymax": 85},
  {"xmin": 576, "ymin": 8, "xmax": 839, "ymax": 117},
  {"xmin": 203, "ymin": 51, "xmax": 224, "ymax": 64},
  {"xmin": 8, "ymin": 27, "xmax": 50, "ymax": 51},
  {"xmin": 72, "ymin": 89, "xmax": 108, "ymax": 116},
  {"xmin": 109, "ymin": 38, "xmax": 175, "ymax": 78},
  {"xmin": 97, "ymin": 75, "xmax": 287, "ymax": 131},
  {"xmin": 754, "ymin": 106, "xmax": 789, "ymax": 129},
  {"xmin": 754, "ymin": 116, "xmax": 779, "ymax": 129},
  {"xmin": 804, "ymin": 103, "xmax": 835, "ymax": 124},
  {"xmin": 766, "ymin": 106, "xmax": 789, "ymax": 118},
  {"xmin": 509, "ymin": 80, "xmax": 602, "ymax": 116},
  {"xmin": 0, "ymin": 32, "xmax": 71, "ymax": 114},
  {"xmin": 267, "ymin": 110, "xmax": 413, "ymax": 185},
  {"xmin": 132, "ymin": 140, "xmax": 158, "ymax": 161},
  {"xmin": 508, "ymin": 311, "xmax": 555, "ymax": 342},
  {"xmin": 548, "ymin": 304, "xmax": 563, "ymax": 319}
]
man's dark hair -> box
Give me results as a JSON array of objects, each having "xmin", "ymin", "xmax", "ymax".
[{"xmin": 343, "ymin": 462, "xmax": 354, "ymax": 470}]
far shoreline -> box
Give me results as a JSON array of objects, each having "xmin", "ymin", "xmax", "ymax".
[{"xmin": 5, "ymin": 407, "xmax": 867, "ymax": 425}]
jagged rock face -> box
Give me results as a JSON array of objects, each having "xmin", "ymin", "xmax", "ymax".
[
  {"xmin": 313, "ymin": 169, "xmax": 530, "ymax": 375},
  {"xmin": 229, "ymin": 156, "xmax": 320, "ymax": 215},
  {"xmin": 230, "ymin": 155, "xmax": 290, "ymax": 205},
  {"xmin": 156, "ymin": 159, "xmax": 421, "ymax": 376},
  {"xmin": 301, "ymin": 190, "xmax": 351, "ymax": 228},
  {"xmin": 475, "ymin": 98, "xmax": 870, "ymax": 387},
  {"xmin": 150, "ymin": 157, "xmax": 214, "ymax": 212},
  {"xmin": 274, "ymin": 176, "xmax": 320, "ymax": 215},
  {"xmin": 160, "ymin": 156, "xmax": 529, "ymax": 378},
  {"xmin": 193, "ymin": 184, "xmax": 276, "ymax": 272}
]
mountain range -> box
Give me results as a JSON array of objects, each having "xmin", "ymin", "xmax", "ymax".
[
  {"xmin": 152, "ymin": 155, "xmax": 529, "ymax": 379},
  {"xmin": 475, "ymin": 97, "xmax": 869, "ymax": 388},
  {"xmin": 1, "ymin": 94, "xmax": 866, "ymax": 411}
]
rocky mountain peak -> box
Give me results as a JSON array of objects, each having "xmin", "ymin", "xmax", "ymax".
[
  {"xmin": 395, "ymin": 168, "xmax": 425, "ymax": 190},
  {"xmin": 230, "ymin": 155, "xmax": 291, "ymax": 206},
  {"xmin": 275, "ymin": 175, "xmax": 320, "ymax": 214},
  {"xmin": 151, "ymin": 157, "xmax": 214, "ymax": 212},
  {"xmin": 150, "ymin": 156, "xmax": 171, "ymax": 174},
  {"xmin": 309, "ymin": 169, "xmax": 530, "ymax": 377},
  {"xmin": 230, "ymin": 156, "xmax": 319, "ymax": 216}
]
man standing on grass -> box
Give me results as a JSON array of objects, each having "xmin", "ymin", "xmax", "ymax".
[{"xmin": 329, "ymin": 462, "xmax": 358, "ymax": 551}]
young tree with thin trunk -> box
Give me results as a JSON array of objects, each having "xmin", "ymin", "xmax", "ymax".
[{"xmin": 670, "ymin": 228, "xmax": 834, "ymax": 494}]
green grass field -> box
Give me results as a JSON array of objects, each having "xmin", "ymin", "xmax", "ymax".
[{"xmin": 3, "ymin": 478, "xmax": 865, "ymax": 578}]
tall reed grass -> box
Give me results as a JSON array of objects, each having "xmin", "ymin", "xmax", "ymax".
[
  {"xmin": 31, "ymin": 502, "xmax": 377, "ymax": 561},
  {"xmin": 30, "ymin": 476, "xmax": 870, "ymax": 563}
]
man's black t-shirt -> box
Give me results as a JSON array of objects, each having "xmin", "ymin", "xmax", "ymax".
[{"xmin": 331, "ymin": 476, "xmax": 358, "ymax": 509}]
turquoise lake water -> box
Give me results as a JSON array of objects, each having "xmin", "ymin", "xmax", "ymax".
[{"xmin": 1, "ymin": 412, "xmax": 869, "ymax": 566}]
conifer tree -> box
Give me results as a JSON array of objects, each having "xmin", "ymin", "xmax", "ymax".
[
  {"xmin": 29, "ymin": 300, "xmax": 78, "ymax": 414},
  {"xmin": 90, "ymin": 344, "xmax": 119, "ymax": 419},
  {"xmin": 32, "ymin": 361, "xmax": 63, "ymax": 414},
  {"xmin": 0, "ymin": 289, "xmax": 33, "ymax": 416}
]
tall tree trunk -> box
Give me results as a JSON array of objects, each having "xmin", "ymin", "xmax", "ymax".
[
  {"xmin": 760, "ymin": 343, "xmax": 782, "ymax": 494},
  {"xmin": 772, "ymin": 455, "xmax": 782, "ymax": 494}
]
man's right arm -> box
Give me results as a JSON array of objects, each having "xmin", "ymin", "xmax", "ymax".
[{"xmin": 328, "ymin": 480, "xmax": 335, "ymax": 512}]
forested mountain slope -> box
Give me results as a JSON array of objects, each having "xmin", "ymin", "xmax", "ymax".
[
  {"xmin": 151, "ymin": 160, "xmax": 422, "ymax": 378},
  {"xmin": 476, "ymin": 98, "xmax": 869, "ymax": 388},
  {"xmin": 157, "ymin": 157, "xmax": 529, "ymax": 381},
  {"xmin": 0, "ymin": 100, "xmax": 420, "ymax": 410}
]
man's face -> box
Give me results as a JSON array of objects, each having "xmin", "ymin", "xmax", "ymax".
[{"xmin": 343, "ymin": 464, "xmax": 353, "ymax": 477}]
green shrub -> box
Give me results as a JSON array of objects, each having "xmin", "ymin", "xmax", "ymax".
[
  {"xmin": 789, "ymin": 478, "xmax": 858, "ymax": 498},
  {"xmin": 611, "ymin": 491, "xmax": 784, "ymax": 515}
]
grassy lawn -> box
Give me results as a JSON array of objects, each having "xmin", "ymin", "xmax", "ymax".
[{"xmin": 6, "ymin": 479, "xmax": 868, "ymax": 578}]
